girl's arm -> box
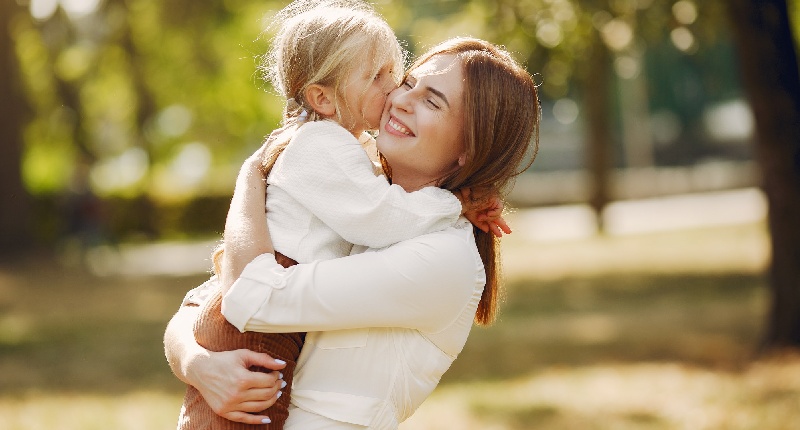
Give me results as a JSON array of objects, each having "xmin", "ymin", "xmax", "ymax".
[
  {"xmin": 163, "ymin": 303, "xmax": 286, "ymax": 425},
  {"xmin": 221, "ymin": 224, "xmax": 482, "ymax": 334},
  {"xmin": 272, "ymin": 122, "xmax": 462, "ymax": 249}
]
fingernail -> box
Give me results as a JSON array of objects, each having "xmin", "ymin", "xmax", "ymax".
[
  {"xmin": 275, "ymin": 359, "xmax": 286, "ymax": 365},
  {"xmin": 278, "ymin": 372, "xmax": 284, "ymax": 380},
  {"xmin": 277, "ymin": 391, "xmax": 283, "ymax": 398},
  {"xmin": 262, "ymin": 418, "xmax": 271, "ymax": 424},
  {"xmin": 281, "ymin": 380, "xmax": 287, "ymax": 389}
]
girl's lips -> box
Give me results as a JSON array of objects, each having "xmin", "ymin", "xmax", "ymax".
[{"xmin": 385, "ymin": 115, "xmax": 415, "ymax": 137}]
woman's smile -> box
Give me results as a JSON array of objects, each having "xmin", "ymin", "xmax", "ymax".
[{"xmin": 385, "ymin": 115, "xmax": 415, "ymax": 137}]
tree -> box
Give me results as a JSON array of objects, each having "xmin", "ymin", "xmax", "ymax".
[
  {"xmin": 0, "ymin": 2, "xmax": 32, "ymax": 254},
  {"xmin": 581, "ymin": 28, "xmax": 613, "ymax": 231},
  {"xmin": 727, "ymin": 0, "xmax": 800, "ymax": 349},
  {"xmin": 4, "ymin": 0, "xmax": 285, "ymax": 244}
]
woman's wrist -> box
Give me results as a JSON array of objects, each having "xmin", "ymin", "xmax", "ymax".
[
  {"xmin": 164, "ymin": 305, "xmax": 209, "ymax": 386},
  {"xmin": 182, "ymin": 344, "xmax": 213, "ymax": 387}
]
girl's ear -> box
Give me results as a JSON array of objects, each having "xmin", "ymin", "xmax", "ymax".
[{"xmin": 304, "ymin": 84, "xmax": 336, "ymax": 117}]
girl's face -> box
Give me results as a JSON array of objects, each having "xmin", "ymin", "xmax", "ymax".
[
  {"xmin": 376, "ymin": 54, "xmax": 466, "ymax": 191},
  {"xmin": 340, "ymin": 61, "xmax": 397, "ymax": 136}
]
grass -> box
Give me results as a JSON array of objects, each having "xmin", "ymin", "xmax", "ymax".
[
  {"xmin": 403, "ymin": 357, "xmax": 800, "ymax": 429},
  {"xmin": 2, "ymin": 220, "xmax": 799, "ymax": 429}
]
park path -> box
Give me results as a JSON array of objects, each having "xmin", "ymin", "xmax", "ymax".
[{"xmin": 87, "ymin": 187, "xmax": 767, "ymax": 278}]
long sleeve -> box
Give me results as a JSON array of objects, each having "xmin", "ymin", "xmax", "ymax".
[
  {"xmin": 269, "ymin": 121, "xmax": 461, "ymax": 249},
  {"xmin": 221, "ymin": 222, "xmax": 485, "ymax": 335}
]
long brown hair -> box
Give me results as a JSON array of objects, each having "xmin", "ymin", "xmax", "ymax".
[{"xmin": 407, "ymin": 38, "xmax": 540, "ymax": 325}]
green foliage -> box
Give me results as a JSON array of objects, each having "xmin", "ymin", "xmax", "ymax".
[
  {"xmin": 14, "ymin": 0, "xmax": 288, "ymax": 199},
  {"xmin": 12, "ymin": 0, "xmax": 736, "ymax": 201}
]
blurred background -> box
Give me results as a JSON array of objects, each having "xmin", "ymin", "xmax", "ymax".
[{"xmin": 2, "ymin": 0, "xmax": 800, "ymax": 428}]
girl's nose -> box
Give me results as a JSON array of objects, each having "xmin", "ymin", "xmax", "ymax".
[{"xmin": 384, "ymin": 80, "xmax": 398, "ymax": 95}]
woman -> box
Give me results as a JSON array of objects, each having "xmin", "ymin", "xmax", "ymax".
[{"xmin": 165, "ymin": 37, "xmax": 540, "ymax": 428}]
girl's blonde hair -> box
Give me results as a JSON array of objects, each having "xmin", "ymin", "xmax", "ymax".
[
  {"xmin": 213, "ymin": 0, "xmax": 404, "ymax": 276},
  {"xmin": 262, "ymin": 0, "xmax": 405, "ymax": 129}
]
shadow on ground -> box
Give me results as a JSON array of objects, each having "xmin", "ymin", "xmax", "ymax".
[{"xmin": 0, "ymin": 255, "xmax": 767, "ymax": 395}]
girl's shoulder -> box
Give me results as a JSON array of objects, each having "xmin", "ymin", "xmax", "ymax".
[
  {"xmin": 277, "ymin": 120, "xmax": 371, "ymax": 167},
  {"xmin": 294, "ymin": 119, "xmax": 356, "ymax": 143}
]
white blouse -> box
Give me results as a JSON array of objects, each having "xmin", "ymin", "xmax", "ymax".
[
  {"xmin": 265, "ymin": 120, "xmax": 461, "ymax": 263},
  {"xmin": 220, "ymin": 218, "xmax": 486, "ymax": 429}
]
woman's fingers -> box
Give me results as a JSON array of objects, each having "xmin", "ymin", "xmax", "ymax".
[
  {"xmin": 218, "ymin": 381, "xmax": 284, "ymax": 424},
  {"xmin": 221, "ymin": 410, "xmax": 274, "ymax": 425},
  {"xmin": 194, "ymin": 349, "xmax": 286, "ymax": 420},
  {"xmin": 235, "ymin": 394, "xmax": 280, "ymax": 413},
  {"xmin": 239, "ymin": 349, "xmax": 287, "ymax": 373}
]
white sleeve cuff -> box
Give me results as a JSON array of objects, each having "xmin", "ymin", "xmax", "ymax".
[{"xmin": 221, "ymin": 253, "xmax": 286, "ymax": 332}]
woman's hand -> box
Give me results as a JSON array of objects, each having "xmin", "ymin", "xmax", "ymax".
[
  {"xmin": 165, "ymin": 305, "xmax": 287, "ymax": 424},
  {"xmin": 186, "ymin": 348, "xmax": 288, "ymax": 425},
  {"xmin": 249, "ymin": 123, "xmax": 296, "ymax": 177},
  {"xmin": 458, "ymin": 188, "xmax": 512, "ymax": 237}
]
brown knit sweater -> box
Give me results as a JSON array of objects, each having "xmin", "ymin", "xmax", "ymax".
[{"xmin": 179, "ymin": 253, "xmax": 304, "ymax": 429}]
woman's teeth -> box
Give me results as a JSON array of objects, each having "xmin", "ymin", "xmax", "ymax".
[{"xmin": 388, "ymin": 118, "xmax": 412, "ymax": 136}]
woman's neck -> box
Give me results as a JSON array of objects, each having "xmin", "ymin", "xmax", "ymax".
[
  {"xmin": 390, "ymin": 172, "xmax": 434, "ymax": 193},
  {"xmin": 349, "ymin": 128, "xmax": 365, "ymax": 138}
]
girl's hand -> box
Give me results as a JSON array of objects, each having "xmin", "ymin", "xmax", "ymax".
[
  {"xmin": 458, "ymin": 188, "xmax": 512, "ymax": 238},
  {"xmin": 187, "ymin": 348, "xmax": 287, "ymax": 425}
]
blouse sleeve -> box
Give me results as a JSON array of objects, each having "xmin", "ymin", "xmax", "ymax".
[
  {"xmin": 269, "ymin": 121, "xmax": 461, "ymax": 249},
  {"xmin": 221, "ymin": 226, "xmax": 484, "ymax": 334}
]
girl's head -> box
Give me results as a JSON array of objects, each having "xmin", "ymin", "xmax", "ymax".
[
  {"xmin": 377, "ymin": 37, "xmax": 541, "ymax": 325},
  {"xmin": 262, "ymin": 0, "xmax": 404, "ymax": 136}
]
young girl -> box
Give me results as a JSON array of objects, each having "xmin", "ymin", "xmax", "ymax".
[{"xmin": 177, "ymin": 1, "xmax": 503, "ymax": 428}]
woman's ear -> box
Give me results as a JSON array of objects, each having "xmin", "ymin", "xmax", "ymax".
[
  {"xmin": 304, "ymin": 84, "xmax": 336, "ymax": 117},
  {"xmin": 458, "ymin": 152, "xmax": 467, "ymax": 167}
]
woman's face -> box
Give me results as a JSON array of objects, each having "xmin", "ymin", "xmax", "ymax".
[{"xmin": 376, "ymin": 54, "xmax": 466, "ymax": 191}]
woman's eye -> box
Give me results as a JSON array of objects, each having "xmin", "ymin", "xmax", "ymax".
[{"xmin": 426, "ymin": 99, "xmax": 440, "ymax": 109}]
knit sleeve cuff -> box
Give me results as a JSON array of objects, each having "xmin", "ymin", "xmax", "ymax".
[{"xmin": 180, "ymin": 276, "xmax": 219, "ymax": 307}]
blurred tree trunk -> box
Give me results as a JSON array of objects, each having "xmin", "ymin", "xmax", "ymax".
[
  {"xmin": 582, "ymin": 30, "xmax": 613, "ymax": 232},
  {"xmin": 727, "ymin": 0, "xmax": 800, "ymax": 349},
  {"xmin": 0, "ymin": 2, "xmax": 33, "ymax": 255}
]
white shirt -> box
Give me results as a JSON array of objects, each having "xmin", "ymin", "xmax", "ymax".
[
  {"xmin": 219, "ymin": 218, "xmax": 486, "ymax": 429},
  {"xmin": 265, "ymin": 120, "xmax": 461, "ymax": 263}
]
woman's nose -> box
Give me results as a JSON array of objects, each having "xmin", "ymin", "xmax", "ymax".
[{"xmin": 390, "ymin": 88, "xmax": 412, "ymax": 112}]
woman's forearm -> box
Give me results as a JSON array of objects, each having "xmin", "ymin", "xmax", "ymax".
[
  {"xmin": 220, "ymin": 158, "xmax": 275, "ymax": 292},
  {"xmin": 164, "ymin": 305, "xmax": 206, "ymax": 385},
  {"xmin": 164, "ymin": 300, "xmax": 287, "ymax": 423}
]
